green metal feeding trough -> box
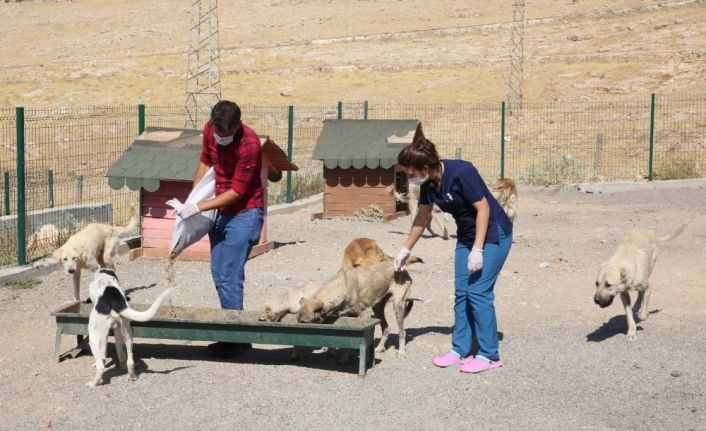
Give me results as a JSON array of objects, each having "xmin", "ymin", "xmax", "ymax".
[{"xmin": 51, "ymin": 302, "xmax": 379, "ymax": 376}]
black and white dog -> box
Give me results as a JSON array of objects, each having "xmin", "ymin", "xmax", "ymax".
[{"xmin": 86, "ymin": 268, "xmax": 171, "ymax": 387}]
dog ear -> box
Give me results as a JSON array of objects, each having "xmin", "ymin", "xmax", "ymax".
[{"xmin": 52, "ymin": 248, "xmax": 62, "ymax": 261}]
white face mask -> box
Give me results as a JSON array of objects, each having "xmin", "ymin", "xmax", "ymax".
[
  {"xmin": 408, "ymin": 174, "xmax": 429, "ymax": 186},
  {"xmin": 214, "ymin": 133, "xmax": 234, "ymax": 146}
]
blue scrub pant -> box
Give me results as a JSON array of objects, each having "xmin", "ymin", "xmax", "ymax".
[{"xmin": 450, "ymin": 224, "xmax": 512, "ymax": 361}]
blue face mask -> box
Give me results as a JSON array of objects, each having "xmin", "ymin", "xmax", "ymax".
[{"xmin": 214, "ymin": 133, "xmax": 234, "ymax": 146}]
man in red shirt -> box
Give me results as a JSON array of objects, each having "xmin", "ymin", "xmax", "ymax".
[{"xmin": 173, "ymin": 100, "xmax": 264, "ymax": 358}]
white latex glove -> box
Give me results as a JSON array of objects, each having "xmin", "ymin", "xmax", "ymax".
[
  {"xmin": 174, "ymin": 203, "xmax": 200, "ymax": 219},
  {"xmin": 394, "ymin": 247, "xmax": 410, "ymax": 271},
  {"xmin": 468, "ymin": 246, "xmax": 484, "ymax": 273}
]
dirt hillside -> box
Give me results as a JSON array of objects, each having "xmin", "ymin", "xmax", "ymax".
[{"xmin": 1, "ymin": 0, "xmax": 704, "ymax": 107}]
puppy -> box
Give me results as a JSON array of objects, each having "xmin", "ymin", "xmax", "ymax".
[
  {"xmin": 341, "ymin": 237, "xmax": 389, "ymax": 270},
  {"xmin": 53, "ymin": 205, "xmax": 138, "ymax": 301},
  {"xmin": 388, "ymin": 184, "xmax": 449, "ymax": 240},
  {"xmin": 87, "ymin": 268, "xmax": 171, "ymax": 387},
  {"xmin": 298, "ymin": 256, "xmax": 423, "ymax": 357},
  {"xmin": 257, "ymin": 281, "xmax": 323, "ymax": 322},
  {"xmin": 593, "ymin": 219, "xmax": 691, "ymax": 341},
  {"xmin": 489, "ymin": 178, "xmax": 517, "ymax": 223}
]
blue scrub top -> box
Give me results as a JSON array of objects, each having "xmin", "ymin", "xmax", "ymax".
[{"xmin": 419, "ymin": 159, "xmax": 513, "ymax": 247}]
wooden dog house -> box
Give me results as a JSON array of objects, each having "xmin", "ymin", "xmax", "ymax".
[
  {"xmin": 107, "ymin": 127, "xmax": 297, "ymax": 261},
  {"xmin": 312, "ymin": 119, "xmax": 424, "ymax": 220}
]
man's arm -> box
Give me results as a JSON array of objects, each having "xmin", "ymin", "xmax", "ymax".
[
  {"xmin": 192, "ymin": 161, "xmax": 211, "ymax": 188},
  {"xmin": 197, "ymin": 189, "xmax": 241, "ymax": 212}
]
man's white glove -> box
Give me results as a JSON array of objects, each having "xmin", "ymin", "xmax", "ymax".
[
  {"xmin": 468, "ymin": 246, "xmax": 484, "ymax": 273},
  {"xmin": 165, "ymin": 198, "xmax": 201, "ymax": 219},
  {"xmin": 394, "ymin": 247, "xmax": 410, "ymax": 271},
  {"xmin": 165, "ymin": 198, "xmax": 183, "ymax": 211},
  {"xmin": 174, "ymin": 203, "xmax": 200, "ymax": 219}
]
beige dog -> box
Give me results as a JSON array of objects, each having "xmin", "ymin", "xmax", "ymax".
[
  {"xmin": 298, "ymin": 256, "xmax": 423, "ymax": 357},
  {"xmin": 594, "ymin": 219, "xmax": 691, "ymax": 341},
  {"xmin": 489, "ymin": 178, "xmax": 518, "ymax": 223},
  {"xmin": 258, "ymin": 238, "xmax": 388, "ymax": 322},
  {"xmin": 53, "ymin": 206, "xmax": 138, "ymax": 301},
  {"xmin": 257, "ymin": 281, "xmax": 323, "ymax": 322}
]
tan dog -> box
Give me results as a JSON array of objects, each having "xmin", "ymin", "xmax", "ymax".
[
  {"xmin": 53, "ymin": 205, "xmax": 138, "ymax": 301},
  {"xmin": 489, "ymin": 178, "xmax": 517, "ymax": 223},
  {"xmin": 387, "ymin": 185, "xmax": 449, "ymax": 240},
  {"xmin": 594, "ymin": 219, "xmax": 691, "ymax": 341},
  {"xmin": 298, "ymin": 256, "xmax": 423, "ymax": 357},
  {"xmin": 341, "ymin": 237, "xmax": 389, "ymax": 269},
  {"xmin": 257, "ymin": 281, "xmax": 323, "ymax": 322}
]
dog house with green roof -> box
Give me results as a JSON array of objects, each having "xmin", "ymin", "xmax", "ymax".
[
  {"xmin": 312, "ymin": 119, "xmax": 424, "ymax": 220},
  {"xmin": 107, "ymin": 127, "xmax": 297, "ymax": 261}
]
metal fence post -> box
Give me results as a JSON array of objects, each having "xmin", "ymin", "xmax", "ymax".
[
  {"xmin": 138, "ymin": 104, "xmax": 146, "ymax": 135},
  {"xmin": 648, "ymin": 94, "xmax": 655, "ymax": 181},
  {"xmin": 363, "ymin": 101, "xmax": 368, "ymax": 120},
  {"xmin": 3, "ymin": 171, "xmax": 9, "ymax": 216},
  {"xmin": 337, "ymin": 101, "xmax": 343, "ymax": 120},
  {"xmin": 16, "ymin": 106, "xmax": 26, "ymax": 265},
  {"xmin": 500, "ymin": 101, "xmax": 506, "ymax": 179},
  {"xmin": 286, "ymin": 105, "xmax": 294, "ymax": 203},
  {"xmin": 48, "ymin": 170, "xmax": 54, "ymax": 208}
]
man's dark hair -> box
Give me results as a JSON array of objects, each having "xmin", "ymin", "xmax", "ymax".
[{"xmin": 210, "ymin": 100, "xmax": 241, "ymax": 132}]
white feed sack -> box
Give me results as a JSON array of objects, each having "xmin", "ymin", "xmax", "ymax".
[{"xmin": 165, "ymin": 167, "xmax": 217, "ymax": 258}]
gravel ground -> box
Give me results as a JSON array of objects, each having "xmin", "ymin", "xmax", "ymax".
[{"xmin": 0, "ymin": 183, "xmax": 705, "ymax": 431}]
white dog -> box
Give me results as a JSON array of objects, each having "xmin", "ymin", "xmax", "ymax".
[
  {"xmin": 53, "ymin": 206, "xmax": 138, "ymax": 301},
  {"xmin": 593, "ymin": 219, "xmax": 692, "ymax": 341},
  {"xmin": 86, "ymin": 268, "xmax": 171, "ymax": 387}
]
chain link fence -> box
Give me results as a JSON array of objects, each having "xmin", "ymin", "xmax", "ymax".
[{"xmin": 1, "ymin": 95, "xmax": 704, "ymax": 267}]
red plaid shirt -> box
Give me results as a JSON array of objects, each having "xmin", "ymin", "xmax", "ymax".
[{"xmin": 199, "ymin": 120, "xmax": 264, "ymax": 216}]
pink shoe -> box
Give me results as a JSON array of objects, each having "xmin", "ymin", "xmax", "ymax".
[
  {"xmin": 432, "ymin": 351, "xmax": 463, "ymax": 368},
  {"xmin": 459, "ymin": 357, "xmax": 503, "ymax": 373}
]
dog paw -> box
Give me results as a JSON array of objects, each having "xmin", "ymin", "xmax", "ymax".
[
  {"xmin": 127, "ymin": 373, "xmax": 137, "ymax": 381},
  {"xmin": 626, "ymin": 333, "xmax": 636, "ymax": 342},
  {"xmin": 86, "ymin": 379, "xmax": 102, "ymax": 387},
  {"xmin": 374, "ymin": 346, "xmax": 386, "ymax": 354}
]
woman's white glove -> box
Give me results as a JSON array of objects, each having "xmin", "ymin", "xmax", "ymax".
[
  {"xmin": 394, "ymin": 247, "xmax": 411, "ymax": 271},
  {"xmin": 468, "ymin": 246, "xmax": 484, "ymax": 273}
]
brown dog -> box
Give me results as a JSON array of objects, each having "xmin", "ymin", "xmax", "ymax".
[
  {"xmin": 297, "ymin": 256, "xmax": 423, "ymax": 357},
  {"xmin": 341, "ymin": 237, "xmax": 389, "ymax": 269},
  {"xmin": 489, "ymin": 178, "xmax": 517, "ymax": 223}
]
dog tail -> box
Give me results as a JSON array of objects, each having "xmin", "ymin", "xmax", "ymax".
[
  {"xmin": 406, "ymin": 255, "xmax": 424, "ymax": 266},
  {"xmin": 118, "ymin": 288, "xmax": 172, "ymax": 322},
  {"xmin": 403, "ymin": 298, "xmax": 423, "ymax": 318},
  {"xmin": 116, "ymin": 204, "xmax": 139, "ymax": 235},
  {"xmin": 657, "ymin": 215, "xmax": 695, "ymax": 242}
]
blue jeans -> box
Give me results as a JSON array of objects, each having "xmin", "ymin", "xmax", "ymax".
[
  {"xmin": 208, "ymin": 208, "xmax": 264, "ymax": 310},
  {"xmin": 451, "ymin": 224, "xmax": 512, "ymax": 361}
]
